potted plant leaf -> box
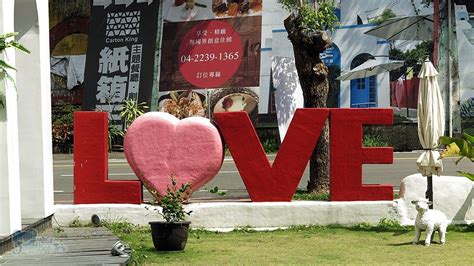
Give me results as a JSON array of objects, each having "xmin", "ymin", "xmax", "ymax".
[
  {"xmin": 0, "ymin": 32, "xmax": 30, "ymax": 109},
  {"xmin": 146, "ymin": 175, "xmax": 193, "ymax": 251},
  {"xmin": 439, "ymin": 133, "xmax": 474, "ymax": 180}
]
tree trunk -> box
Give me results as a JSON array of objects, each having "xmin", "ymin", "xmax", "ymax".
[{"xmin": 284, "ymin": 13, "xmax": 331, "ymax": 193}]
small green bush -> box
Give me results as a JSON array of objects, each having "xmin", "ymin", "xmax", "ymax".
[
  {"xmin": 363, "ymin": 135, "xmax": 389, "ymax": 147},
  {"xmin": 293, "ymin": 189, "xmax": 329, "ymax": 201},
  {"xmin": 145, "ymin": 175, "xmax": 192, "ymax": 222},
  {"xmin": 262, "ymin": 139, "xmax": 280, "ymax": 153},
  {"xmin": 68, "ymin": 217, "xmax": 91, "ymax": 227}
]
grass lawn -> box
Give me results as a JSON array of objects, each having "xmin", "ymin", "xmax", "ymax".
[{"xmin": 109, "ymin": 223, "xmax": 474, "ymax": 265}]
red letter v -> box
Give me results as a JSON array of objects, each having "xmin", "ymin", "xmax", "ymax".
[{"xmin": 214, "ymin": 109, "xmax": 329, "ymax": 202}]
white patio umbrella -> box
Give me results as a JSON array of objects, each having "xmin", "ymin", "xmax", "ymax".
[
  {"xmin": 337, "ymin": 58, "xmax": 404, "ymax": 81},
  {"xmin": 365, "ymin": 14, "xmax": 434, "ymax": 41},
  {"xmin": 416, "ymin": 59, "xmax": 445, "ymax": 208}
]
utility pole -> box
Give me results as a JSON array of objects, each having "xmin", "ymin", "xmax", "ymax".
[{"xmin": 448, "ymin": 0, "xmax": 453, "ymax": 137}]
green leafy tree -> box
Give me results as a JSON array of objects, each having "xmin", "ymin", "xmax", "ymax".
[
  {"xmin": 389, "ymin": 41, "xmax": 434, "ymax": 67},
  {"xmin": 278, "ymin": 0, "xmax": 339, "ymax": 193},
  {"xmin": 439, "ymin": 133, "xmax": 474, "ymax": 180},
  {"xmin": 368, "ymin": 9, "xmax": 396, "ymax": 25},
  {"xmin": 0, "ymin": 32, "xmax": 30, "ymax": 108}
]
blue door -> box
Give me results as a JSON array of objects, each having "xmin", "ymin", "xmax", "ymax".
[{"xmin": 350, "ymin": 76, "xmax": 377, "ymax": 108}]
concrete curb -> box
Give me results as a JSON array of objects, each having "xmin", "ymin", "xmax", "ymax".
[{"xmin": 54, "ymin": 201, "xmax": 402, "ymax": 231}]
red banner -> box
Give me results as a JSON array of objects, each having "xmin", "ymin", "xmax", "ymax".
[{"xmin": 390, "ymin": 78, "xmax": 420, "ymax": 109}]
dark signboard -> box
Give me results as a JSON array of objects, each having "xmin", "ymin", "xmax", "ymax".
[{"xmin": 83, "ymin": 0, "xmax": 159, "ymax": 122}]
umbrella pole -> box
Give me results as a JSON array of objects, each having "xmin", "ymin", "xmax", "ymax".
[
  {"xmin": 403, "ymin": 71, "xmax": 409, "ymax": 117},
  {"xmin": 405, "ymin": 80, "xmax": 409, "ymax": 117},
  {"xmin": 425, "ymin": 174, "xmax": 434, "ymax": 209}
]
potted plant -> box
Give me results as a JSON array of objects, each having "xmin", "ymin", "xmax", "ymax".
[{"xmin": 146, "ymin": 175, "xmax": 193, "ymax": 251}]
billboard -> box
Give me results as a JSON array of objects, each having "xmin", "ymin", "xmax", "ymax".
[
  {"xmin": 159, "ymin": 1, "xmax": 262, "ymax": 92},
  {"xmin": 82, "ymin": 0, "xmax": 159, "ymax": 122},
  {"xmin": 157, "ymin": 1, "xmax": 262, "ymax": 122}
]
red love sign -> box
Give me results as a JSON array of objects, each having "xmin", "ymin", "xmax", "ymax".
[
  {"xmin": 123, "ymin": 112, "xmax": 223, "ymax": 199},
  {"xmin": 73, "ymin": 112, "xmax": 142, "ymax": 204},
  {"xmin": 329, "ymin": 109, "xmax": 393, "ymax": 201},
  {"xmin": 214, "ymin": 109, "xmax": 393, "ymax": 202},
  {"xmin": 213, "ymin": 109, "xmax": 328, "ymax": 202},
  {"xmin": 73, "ymin": 108, "xmax": 394, "ymax": 204}
]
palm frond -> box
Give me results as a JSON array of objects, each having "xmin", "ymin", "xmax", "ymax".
[
  {"xmin": 8, "ymin": 41, "xmax": 30, "ymax": 53},
  {"xmin": 0, "ymin": 59, "xmax": 16, "ymax": 70},
  {"xmin": 0, "ymin": 32, "xmax": 18, "ymax": 39}
]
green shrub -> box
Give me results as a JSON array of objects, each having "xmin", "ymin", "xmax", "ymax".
[
  {"xmin": 363, "ymin": 135, "xmax": 389, "ymax": 147},
  {"xmin": 145, "ymin": 175, "xmax": 192, "ymax": 222},
  {"xmin": 293, "ymin": 189, "xmax": 329, "ymax": 201},
  {"xmin": 68, "ymin": 217, "xmax": 91, "ymax": 227},
  {"xmin": 262, "ymin": 139, "xmax": 280, "ymax": 153},
  {"xmin": 368, "ymin": 9, "xmax": 396, "ymax": 25}
]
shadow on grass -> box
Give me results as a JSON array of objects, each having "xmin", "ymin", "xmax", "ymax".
[
  {"xmin": 141, "ymin": 246, "xmax": 189, "ymax": 253},
  {"xmin": 388, "ymin": 241, "xmax": 414, "ymax": 246},
  {"xmin": 391, "ymin": 241, "xmax": 445, "ymax": 246},
  {"xmin": 325, "ymin": 224, "xmax": 412, "ymax": 234}
]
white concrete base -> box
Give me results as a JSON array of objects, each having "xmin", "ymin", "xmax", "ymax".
[
  {"xmin": 397, "ymin": 174, "xmax": 474, "ymax": 225},
  {"xmin": 54, "ymin": 201, "xmax": 401, "ymax": 231}
]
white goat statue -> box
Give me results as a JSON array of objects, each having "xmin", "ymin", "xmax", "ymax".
[{"xmin": 411, "ymin": 199, "xmax": 449, "ymax": 246}]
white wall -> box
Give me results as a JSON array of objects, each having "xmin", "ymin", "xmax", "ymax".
[
  {"xmin": 0, "ymin": 0, "xmax": 53, "ymax": 236},
  {"xmin": 0, "ymin": 0, "xmax": 22, "ymax": 236},
  {"xmin": 15, "ymin": 0, "xmax": 54, "ymax": 219},
  {"xmin": 333, "ymin": 26, "xmax": 390, "ymax": 107}
]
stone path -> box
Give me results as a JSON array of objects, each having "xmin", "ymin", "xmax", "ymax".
[{"xmin": 0, "ymin": 227, "xmax": 129, "ymax": 265}]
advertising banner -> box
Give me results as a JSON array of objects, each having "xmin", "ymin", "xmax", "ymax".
[
  {"xmin": 159, "ymin": 1, "xmax": 262, "ymax": 92},
  {"xmin": 82, "ymin": 0, "xmax": 159, "ymax": 122}
]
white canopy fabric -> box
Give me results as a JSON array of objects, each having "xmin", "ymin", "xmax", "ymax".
[
  {"xmin": 416, "ymin": 60, "xmax": 445, "ymax": 176},
  {"xmin": 365, "ymin": 14, "xmax": 434, "ymax": 41},
  {"xmin": 337, "ymin": 58, "xmax": 404, "ymax": 81},
  {"xmin": 50, "ymin": 55, "xmax": 86, "ymax": 90}
]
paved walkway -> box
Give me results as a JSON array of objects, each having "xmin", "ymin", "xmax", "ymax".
[{"xmin": 0, "ymin": 227, "xmax": 129, "ymax": 265}]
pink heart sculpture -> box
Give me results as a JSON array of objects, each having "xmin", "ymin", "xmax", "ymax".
[{"xmin": 124, "ymin": 112, "xmax": 223, "ymax": 200}]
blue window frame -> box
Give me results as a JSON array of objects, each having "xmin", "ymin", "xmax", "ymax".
[{"xmin": 350, "ymin": 76, "xmax": 377, "ymax": 108}]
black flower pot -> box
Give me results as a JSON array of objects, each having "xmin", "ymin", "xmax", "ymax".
[{"xmin": 149, "ymin": 221, "xmax": 191, "ymax": 251}]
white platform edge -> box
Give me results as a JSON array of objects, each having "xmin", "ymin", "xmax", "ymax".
[
  {"xmin": 55, "ymin": 199, "xmax": 474, "ymax": 230},
  {"xmin": 54, "ymin": 200, "xmax": 410, "ymax": 231}
]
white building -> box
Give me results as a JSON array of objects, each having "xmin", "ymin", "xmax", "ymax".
[
  {"xmin": 258, "ymin": 0, "xmax": 432, "ymax": 112},
  {"xmin": 0, "ymin": 0, "xmax": 53, "ymax": 238}
]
